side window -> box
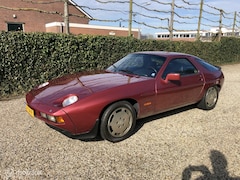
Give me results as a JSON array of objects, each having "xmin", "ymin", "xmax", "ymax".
[{"xmin": 162, "ymin": 58, "xmax": 198, "ymax": 79}]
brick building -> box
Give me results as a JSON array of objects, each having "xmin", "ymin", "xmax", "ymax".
[
  {"xmin": 0, "ymin": 0, "xmax": 91, "ymax": 32},
  {"xmin": 0, "ymin": 0, "xmax": 140, "ymax": 38},
  {"xmin": 46, "ymin": 22, "xmax": 140, "ymax": 38}
]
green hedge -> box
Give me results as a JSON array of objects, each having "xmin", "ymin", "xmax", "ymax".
[{"xmin": 0, "ymin": 31, "xmax": 240, "ymax": 98}]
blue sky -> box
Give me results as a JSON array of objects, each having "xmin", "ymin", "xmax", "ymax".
[{"xmin": 75, "ymin": 0, "xmax": 240, "ymax": 35}]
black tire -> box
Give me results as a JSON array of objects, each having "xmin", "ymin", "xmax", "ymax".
[
  {"xmin": 100, "ymin": 101, "xmax": 136, "ymax": 142},
  {"xmin": 197, "ymin": 86, "xmax": 219, "ymax": 110}
]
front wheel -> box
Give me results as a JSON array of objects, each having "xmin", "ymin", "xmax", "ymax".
[
  {"xmin": 100, "ymin": 101, "xmax": 136, "ymax": 142},
  {"xmin": 197, "ymin": 86, "xmax": 219, "ymax": 110}
]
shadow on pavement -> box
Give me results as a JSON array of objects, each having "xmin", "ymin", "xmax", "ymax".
[
  {"xmin": 182, "ymin": 150, "xmax": 240, "ymax": 180},
  {"xmin": 133, "ymin": 104, "xmax": 196, "ymax": 135}
]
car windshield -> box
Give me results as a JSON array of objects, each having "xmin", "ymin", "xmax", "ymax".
[{"xmin": 106, "ymin": 53, "xmax": 166, "ymax": 78}]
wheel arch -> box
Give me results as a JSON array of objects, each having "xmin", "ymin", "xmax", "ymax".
[{"xmin": 99, "ymin": 98, "xmax": 139, "ymax": 121}]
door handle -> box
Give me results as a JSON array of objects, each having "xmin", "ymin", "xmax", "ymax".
[{"xmin": 199, "ymin": 74, "xmax": 204, "ymax": 81}]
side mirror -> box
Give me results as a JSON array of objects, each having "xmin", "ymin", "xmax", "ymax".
[{"xmin": 163, "ymin": 73, "xmax": 180, "ymax": 84}]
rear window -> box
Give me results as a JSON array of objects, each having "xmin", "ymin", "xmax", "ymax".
[{"xmin": 195, "ymin": 58, "xmax": 220, "ymax": 72}]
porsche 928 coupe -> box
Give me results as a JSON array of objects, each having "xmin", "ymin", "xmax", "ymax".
[{"xmin": 26, "ymin": 51, "xmax": 224, "ymax": 142}]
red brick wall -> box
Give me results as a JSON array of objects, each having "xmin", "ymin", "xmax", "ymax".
[{"xmin": 0, "ymin": 0, "xmax": 89, "ymax": 32}]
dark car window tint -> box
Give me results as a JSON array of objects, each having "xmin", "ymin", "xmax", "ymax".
[
  {"xmin": 107, "ymin": 53, "xmax": 166, "ymax": 78},
  {"xmin": 162, "ymin": 58, "xmax": 198, "ymax": 79},
  {"xmin": 194, "ymin": 57, "xmax": 220, "ymax": 71}
]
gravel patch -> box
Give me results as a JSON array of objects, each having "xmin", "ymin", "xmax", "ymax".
[{"xmin": 0, "ymin": 64, "xmax": 240, "ymax": 180}]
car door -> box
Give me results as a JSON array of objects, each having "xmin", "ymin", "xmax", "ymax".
[{"xmin": 155, "ymin": 57, "xmax": 204, "ymax": 113}]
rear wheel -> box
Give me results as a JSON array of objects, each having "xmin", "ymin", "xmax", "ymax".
[
  {"xmin": 197, "ymin": 86, "xmax": 219, "ymax": 110},
  {"xmin": 100, "ymin": 101, "xmax": 136, "ymax": 142}
]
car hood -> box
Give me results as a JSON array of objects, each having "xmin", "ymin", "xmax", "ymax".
[{"xmin": 30, "ymin": 72, "xmax": 148, "ymax": 105}]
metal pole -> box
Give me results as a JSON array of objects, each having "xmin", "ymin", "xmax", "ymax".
[
  {"xmin": 169, "ymin": 0, "xmax": 175, "ymax": 41},
  {"xmin": 197, "ymin": 0, "xmax": 203, "ymax": 40},
  {"xmin": 64, "ymin": 0, "xmax": 70, "ymax": 34},
  {"xmin": 128, "ymin": 0, "xmax": 133, "ymax": 36}
]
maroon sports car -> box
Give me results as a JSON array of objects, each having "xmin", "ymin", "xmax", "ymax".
[{"xmin": 26, "ymin": 51, "xmax": 224, "ymax": 142}]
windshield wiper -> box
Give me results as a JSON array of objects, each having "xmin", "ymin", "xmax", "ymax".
[
  {"xmin": 118, "ymin": 69, "xmax": 134, "ymax": 74},
  {"xmin": 118, "ymin": 69, "xmax": 140, "ymax": 77}
]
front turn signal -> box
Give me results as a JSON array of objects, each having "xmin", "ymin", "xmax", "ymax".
[{"xmin": 56, "ymin": 116, "xmax": 65, "ymax": 123}]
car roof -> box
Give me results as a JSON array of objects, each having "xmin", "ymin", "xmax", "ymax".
[{"xmin": 134, "ymin": 51, "xmax": 192, "ymax": 58}]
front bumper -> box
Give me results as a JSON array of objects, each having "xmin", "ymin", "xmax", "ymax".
[
  {"xmin": 26, "ymin": 103, "xmax": 99, "ymax": 140},
  {"xmin": 46, "ymin": 119, "xmax": 100, "ymax": 140},
  {"xmin": 26, "ymin": 102, "xmax": 77, "ymax": 134},
  {"xmin": 25, "ymin": 91, "xmax": 99, "ymax": 139}
]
